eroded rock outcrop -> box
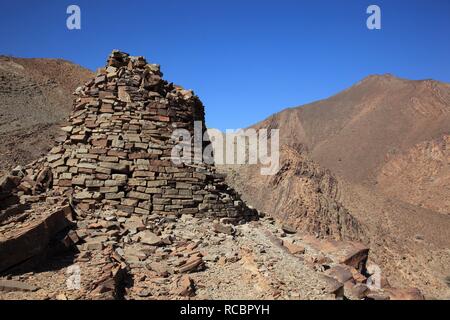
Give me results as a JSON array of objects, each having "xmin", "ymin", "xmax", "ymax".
[{"xmin": 220, "ymin": 145, "xmax": 365, "ymax": 241}]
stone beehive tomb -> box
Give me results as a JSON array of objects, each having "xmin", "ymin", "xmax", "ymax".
[{"xmin": 47, "ymin": 50, "xmax": 256, "ymax": 220}]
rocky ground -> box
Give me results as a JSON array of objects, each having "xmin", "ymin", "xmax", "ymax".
[
  {"xmin": 0, "ymin": 194, "xmax": 423, "ymax": 300},
  {"xmin": 219, "ymin": 145, "xmax": 450, "ymax": 300}
]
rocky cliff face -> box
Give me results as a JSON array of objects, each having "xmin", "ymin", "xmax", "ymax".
[
  {"xmin": 225, "ymin": 74, "xmax": 450, "ymax": 299},
  {"xmin": 377, "ymin": 134, "xmax": 450, "ymax": 215},
  {"xmin": 252, "ymin": 75, "xmax": 450, "ymax": 190},
  {"xmin": 219, "ymin": 146, "xmax": 365, "ymax": 241}
]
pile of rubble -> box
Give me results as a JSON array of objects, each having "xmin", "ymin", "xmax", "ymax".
[
  {"xmin": 47, "ymin": 50, "xmax": 255, "ymax": 220},
  {"xmin": 0, "ymin": 50, "xmax": 258, "ymax": 299},
  {"xmin": 0, "ymin": 208, "xmax": 424, "ymax": 300}
]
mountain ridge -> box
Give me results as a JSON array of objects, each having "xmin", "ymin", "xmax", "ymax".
[
  {"xmin": 252, "ymin": 73, "xmax": 450, "ymax": 185},
  {"xmin": 220, "ymin": 72, "xmax": 450, "ymax": 298}
]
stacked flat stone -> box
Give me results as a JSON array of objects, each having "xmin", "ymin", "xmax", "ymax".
[{"xmin": 46, "ymin": 50, "xmax": 256, "ymax": 220}]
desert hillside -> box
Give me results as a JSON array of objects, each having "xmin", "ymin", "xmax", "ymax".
[
  {"xmin": 222, "ymin": 145, "xmax": 365, "ymax": 241},
  {"xmin": 219, "ymin": 75, "xmax": 450, "ymax": 298},
  {"xmin": 252, "ymin": 74, "xmax": 450, "ymax": 214},
  {"xmin": 0, "ymin": 56, "xmax": 93, "ymax": 175}
]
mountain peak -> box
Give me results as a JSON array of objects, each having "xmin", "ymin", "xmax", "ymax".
[
  {"xmin": 357, "ymin": 74, "xmax": 448, "ymax": 88},
  {"xmin": 358, "ymin": 73, "xmax": 402, "ymax": 85}
]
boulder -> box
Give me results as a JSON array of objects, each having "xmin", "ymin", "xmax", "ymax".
[
  {"xmin": 213, "ymin": 221, "xmax": 235, "ymax": 235},
  {"xmin": 0, "ymin": 280, "xmax": 39, "ymax": 293},
  {"xmin": 0, "ymin": 206, "xmax": 73, "ymax": 273},
  {"xmin": 319, "ymin": 274, "xmax": 344, "ymax": 299},
  {"xmin": 344, "ymin": 282, "xmax": 370, "ymax": 300},
  {"xmin": 174, "ymin": 275, "xmax": 196, "ymax": 297},
  {"xmin": 138, "ymin": 231, "xmax": 162, "ymax": 246},
  {"xmin": 302, "ymin": 236, "xmax": 369, "ymax": 273},
  {"xmin": 325, "ymin": 265, "xmax": 354, "ymax": 283},
  {"xmin": 282, "ymin": 240, "xmax": 305, "ymax": 255}
]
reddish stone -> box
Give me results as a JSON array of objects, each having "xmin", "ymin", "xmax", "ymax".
[
  {"xmin": 282, "ymin": 240, "xmax": 305, "ymax": 255},
  {"xmin": 85, "ymin": 120, "xmax": 97, "ymax": 128},
  {"xmin": 92, "ymin": 139, "xmax": 108, "ymax": 148},
  {"xmin": 90, "ymin": 148, "xmax": 108, "ymax": 155},
  {"xmin": 129, "ymin": 152, "xmax": 151, "ymax": 160},
  {"xmin": 0, "ymin": 206, "xmax": 73, "ymax": 273},
  {"xmin": 58, "ymin": 179, "xmax": 73, "ymax": 187},
  {"xmin": 156, "ymin": 115, "xmax": 170, "ymax": 122}
]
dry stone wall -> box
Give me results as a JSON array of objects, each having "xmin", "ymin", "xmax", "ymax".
[{"xmin": 46, "ymin": 50, "xmax": 256, "ymax": 221}]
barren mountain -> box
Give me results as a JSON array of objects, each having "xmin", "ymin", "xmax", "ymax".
[
  {"xmin": 377, "ymin": 134, "xmax": 449, "ymax": 214},
  {"xmin": 0, "ymin": 56, "xmax": 93, "ymax": 175},
  {"xmin": 220, "ymin": 145, "xmax": 450, "ymax": 299},
  {"xmin": 219, "ymin": 75, "xmax": 450, "ymax": 298},
  {"xmin": 222, "ymin": 146, "xmax": 365, "ymax": 241},
  {"xmin": 252, "ymin": 74, "xmax": 450, "ymax": 214}
]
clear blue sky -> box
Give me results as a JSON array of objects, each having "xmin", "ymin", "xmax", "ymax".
[{"xmin": 1, "ymin": 0, "xmax": 449, "ymax": 130}]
